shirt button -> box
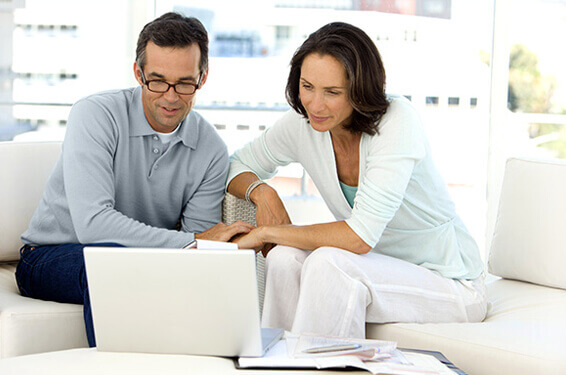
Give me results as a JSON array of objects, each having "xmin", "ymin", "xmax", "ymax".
[
  {"xmin": 153, "ymin": 136, "xmax": 159, "ymax": 141},
  {"xmin": 153, "ymin": 148, "xmax": 159, "ymax": 154}
]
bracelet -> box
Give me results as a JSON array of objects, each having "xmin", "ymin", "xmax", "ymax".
[{"xmin": 245, "ymin": 180, "xmax": 266, "ymax": 203}]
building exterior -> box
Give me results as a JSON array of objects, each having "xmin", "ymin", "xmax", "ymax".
[{"xmin": 0, "ymin": 0, "xmax": 24, "ymax": 140}]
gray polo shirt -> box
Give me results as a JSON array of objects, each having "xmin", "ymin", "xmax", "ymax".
[{"xmin": 22, "ymin": 86, "xmax": 228, "ymax": 248}]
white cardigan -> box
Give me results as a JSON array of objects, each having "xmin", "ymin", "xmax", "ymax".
[{"xmin": 228, "ymin": 97, "xmax": 483, "ymax": 280}]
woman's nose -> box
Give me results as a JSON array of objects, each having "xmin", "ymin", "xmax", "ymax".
[{"xmin": 309, "ymin": 92, "xmax": 325, "ymax": 112}]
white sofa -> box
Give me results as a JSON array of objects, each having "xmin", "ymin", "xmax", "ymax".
[
  {"xmin": 1, "ymin": 141, "xmax": 566, "ymax": 375},
  {"xmin": 0, "ymin": 141, "xmax": 263, "ymax": 359},
  {"xmin": 368, "ymin": 157, "xmax": 566, "ymax": 374},
  {"xmin": 0, "ymin": 141, "xmax": 88, "ymax": 357}
]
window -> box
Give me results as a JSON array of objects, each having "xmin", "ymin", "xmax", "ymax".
[
  {"xmin": 425, "ymin": 96, "xmax": 439, "ymax": 106},
  {"xmin": 448, "ymin": 97, "xmax": 459, "ymax": 106},
  {"xmin": 485, "ymin": 0, "xmax": 566, "ymax": 251},
  {"xmin": 10, "ymin": 0, "xmax": 548, "ymax": 252}
]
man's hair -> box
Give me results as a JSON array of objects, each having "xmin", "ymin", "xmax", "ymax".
[
  {"xmin": 286, "ymin": 22, "xmax": 390, "ymax": 135},
  {"xmin": 136, "ymin": 12, "xmax": 209, "ymax": 73}
]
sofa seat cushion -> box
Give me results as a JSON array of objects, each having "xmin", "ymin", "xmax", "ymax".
[
  {"xmin": 0, "ymin": 264, "xmax": 88, "ymax": 358},
  {"xmin": 366, "ymin": 278, "xmax": 566, "ymax": 375}
]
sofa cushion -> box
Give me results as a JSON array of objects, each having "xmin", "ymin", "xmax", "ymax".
[
  {"xmin": 488, "ymin": 157, "xmax": 566, "ymax": 289},
  {"xmin": 0, "ymin": 141, "xmax": 62, "ymax": 262},
  {"xmin": 0, "ymin": 263, "xmax": 88, "ymax": 358},
  {"xmin": 366, "ymin": 278, "xmax": 566, "ymax": 375}
]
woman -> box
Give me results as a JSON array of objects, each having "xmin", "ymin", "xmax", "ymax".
[{"xmin": 228, "ymin": 22, "xmax": 487, "ymax": 339}]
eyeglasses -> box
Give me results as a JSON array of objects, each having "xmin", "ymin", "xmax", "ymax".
[{"xmin": 139, "ymin": 68, "xmax": 202, "ymax": 95}]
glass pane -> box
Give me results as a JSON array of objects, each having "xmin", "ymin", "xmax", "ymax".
[
  {"xmin": 154, "ymin": 0, "xmax": 493, "ymax": 236},
  {"xmin": 507, "ymin": 0, "xmax": 566, "ymax": 116},
  {"xmin": 1, "ymin": 0, "xmax": 152, "ymax": 141},
  {"xmin": 528, "ymin": 120, "xmax": 566, "ymax": 158},
  {"xmin": 1, "ymin": 0, "xmax": 494, "ymax": 238},
  {"xmin": 505, "ymin": 0, "xmax": 566, "ymax": 160}
]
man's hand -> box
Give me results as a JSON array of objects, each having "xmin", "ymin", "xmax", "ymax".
[{"xmin": 195, "ymin": 221, "xmax": 255, "ymax": 242}]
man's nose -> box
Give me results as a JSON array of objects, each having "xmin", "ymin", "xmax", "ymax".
[{"xmin": 163, "ymin": 86, "xmax": 179, "ymax": 101}]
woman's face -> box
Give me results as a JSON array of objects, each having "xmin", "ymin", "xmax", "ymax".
[{"xmin": 299, "ymin": 53, "xmax": 354, "ymax": 134}]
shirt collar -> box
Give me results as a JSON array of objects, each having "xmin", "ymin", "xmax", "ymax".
[{"xmin": 130, "ymin": 85, "xmax": 199, "ymax": 149}]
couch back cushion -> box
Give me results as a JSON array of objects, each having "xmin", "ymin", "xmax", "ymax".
[
  {"xmin": 0, "ymin": 141, "xmax": 62, "ymax": 261},
  {"xmin": 488, "ymin": 157, "xmax": 566, "ymax": 290}
]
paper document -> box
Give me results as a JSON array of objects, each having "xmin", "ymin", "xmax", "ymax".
[
  {"xmin": 184, "ymin": 239, "xmax": 237, "ymax": 250},
  {"xmin": 237, "ymin": 333, "xmax": 457, "ymax": 374},
  {"xmin": 294, "ymin": 333, "xmax": 397, "ymax": 359}
]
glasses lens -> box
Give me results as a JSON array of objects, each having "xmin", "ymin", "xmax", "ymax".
[
  {"xmin": 147, "ymin": 81, "xmax": 169, "ymax": 93},
  {"xmin": 175, "ymin": 84, "xmax": 197, "ymax": 95}
]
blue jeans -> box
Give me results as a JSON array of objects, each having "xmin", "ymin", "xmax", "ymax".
[{"xmin": 15, "ymin": 242, "xmax": 124, "ymax": 347}]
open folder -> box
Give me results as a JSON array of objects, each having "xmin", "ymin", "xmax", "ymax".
[{"xmin": 236, "ymin": 334, "xmax": 460, "ymax": 375}]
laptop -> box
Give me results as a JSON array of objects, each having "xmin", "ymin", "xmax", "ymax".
[{"xmin": 83, "ymin": 247, "xmax": 283, "ymax": 357}]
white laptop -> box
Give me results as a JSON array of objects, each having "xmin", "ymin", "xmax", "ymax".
[{"xmin": 83, "ymin": 247, "xmax": 283, "ymax": 357}]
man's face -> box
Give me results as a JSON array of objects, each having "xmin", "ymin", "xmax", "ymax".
[{"xmin": 134, "ymin": 41, "xmax": 208, "ymax": 133}]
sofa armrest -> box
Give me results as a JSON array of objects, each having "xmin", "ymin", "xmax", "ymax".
[
  {"xmin": 222, "ymin": 192, "xmax": 257, "ymax": 226},
  {"xmin": 221, "ymin": 193, "xmax": 265, "ymax": 316},
  {"xmin": 0, "ymin": 141, "xmax": 62, "ymax": 262}
]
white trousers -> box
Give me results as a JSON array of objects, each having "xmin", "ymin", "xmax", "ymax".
[{"xmin": 261, "ymin": 245, "xmax": 487, "ymax": 338}]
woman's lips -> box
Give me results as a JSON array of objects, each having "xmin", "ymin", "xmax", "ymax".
[{"xmin": 310, "ymin": 114, "xmax": 329, "ymax": 123}]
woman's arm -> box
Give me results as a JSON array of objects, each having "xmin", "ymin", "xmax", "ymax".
[
  {"xmin": 234, "ymin": 221, "xmax": 372, "ymax": 255},
  {"xmin": 227, "ymin": 173, "xmax": 292, "ymax": 228},
  {"xmin": 227, "ymin": 111, "xmax": 308, "ymax": 227}
]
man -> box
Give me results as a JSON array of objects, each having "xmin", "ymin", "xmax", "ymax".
[{"xmin": 15, "ymin": 12, "xmax": 253, "ymax": 347}]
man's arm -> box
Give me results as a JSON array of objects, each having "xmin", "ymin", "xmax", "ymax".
[
  {"xmin": 63, "ymin": 98, "xmax": 248, "ymax": 247},
  {"xmin": 180, "ymin": 133, "xmax": 254, "ymax": 241}
]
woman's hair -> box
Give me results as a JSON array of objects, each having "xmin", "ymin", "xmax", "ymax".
[
  {"xmin": 286, "ymin": 22, "xmax": 389, "ymax": 135},
  {"xmin": 136, "ymin": 12, "xmax": 209, "ymax": 74}
]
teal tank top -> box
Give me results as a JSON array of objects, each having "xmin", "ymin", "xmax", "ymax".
[{"xmin": 339, "ymin": 181, "xmax": 358, "ymax": 208}]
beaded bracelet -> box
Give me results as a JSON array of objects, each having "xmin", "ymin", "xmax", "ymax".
[{"xmin": 245, "ymin": 180, "xmax": 266, "ymax": 203}]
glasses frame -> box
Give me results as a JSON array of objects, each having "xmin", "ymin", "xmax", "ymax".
[{"xmin": 139, "ymin": 68, "xmax": 202, "ymax": 95}]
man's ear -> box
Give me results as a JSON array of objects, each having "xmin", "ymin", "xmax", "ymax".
[
  {"xmin": 199, "ymin": 68, "xmax": 209, "ymax": 88},
  {"xmin": 133, "ymin": 62, "xmax": 143, "ymax": 85}
]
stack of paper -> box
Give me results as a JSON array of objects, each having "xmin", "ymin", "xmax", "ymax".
[
  {"xmin": 184, "ymin": 239, "xmax": 238, "ymax": 250},
  {"xmin": 293, "ymin": 333, "xmax": 397, "ymax": 360},
  {"xmin": 237, "ymin": 333, "xmax": 457, "ymax": 375}
]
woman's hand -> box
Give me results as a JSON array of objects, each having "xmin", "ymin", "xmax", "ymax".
[
  {"xmin": 195, "ymin": 220, "xmax": 255, "ymax": 242},
  {"xmin": 251, "ymin": 183, "xmax": 292, "ymax": 227},
  {"xmin": 227, "ymin": 172, "xmax": 292, "ymax": 228},
  {"xmin": 249, "ymin": 184, "xmax": 290, "ymax": 255},
  {"xmin": 231, "ymin": 227, "xmax": 267, "ymax": 253},
  {"xmin": 227, "ymin": 172, "xmax": 290, "ymax": 255}
]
